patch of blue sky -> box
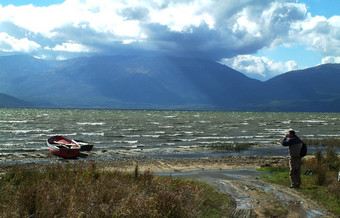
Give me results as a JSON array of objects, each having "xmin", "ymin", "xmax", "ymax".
[
  {"xmin": 0, "ymin": 0, "xmax": 64, "ymax": 7},
  {"xmin": 257, "ymin": 44, "xmax": 323, "ymax": 68},
  {"xmin": 298, "ymin": 0, "xmax": 340, "ymax": 18}
]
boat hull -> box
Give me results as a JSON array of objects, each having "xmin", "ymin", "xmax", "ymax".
[
  {"xmin": 47, "ymin": 136, "xmax": 80, "ymax": 159},
  {"xmin": 74, "ymin": 139, "xmax": 94, "ymax": 151}
]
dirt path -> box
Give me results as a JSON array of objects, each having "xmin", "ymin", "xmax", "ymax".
[{"xmin": 156, "ymin": 168, "xmax": 333, "ymax": 217}]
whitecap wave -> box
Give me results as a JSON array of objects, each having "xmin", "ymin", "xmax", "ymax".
[
  {"xmin": 0, "ymin": 120, "xmax": 28, "ymax": 123},
  {"xmin": 77, "ymin": 122, "xmax": 105, "ymax": 126},
  {"xmin": 81, "ymin": 132, "xmax": 105, "ymax": 136},
  {"xmin": 126, "ymin": 140, "xmax": 138, "ymax": 144}
]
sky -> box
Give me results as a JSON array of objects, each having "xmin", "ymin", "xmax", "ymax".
[{"xmin": 0, "ymin": 0, "xmax": 339, "ymax": 81}]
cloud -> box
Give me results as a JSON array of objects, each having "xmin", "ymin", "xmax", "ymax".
[
  {"xmin": 291, "ymin": 15, "xmax": 340, "ymax": 56},
  {"xmin": 0, "ymin": 4, "xmax": 64, "ymax": 36},
  {"xmin": 0, "ymin": 1, "xmax": 309, "ymax": 58},
  {"xmin": 0, "ymin": 0, "xmax": 338, "ymax": 74},
  {"xmin": 47, "ymin": 41, "xmax": 92, "ymax": 52},
  {"xmin": 321, "ymin": 56, "xmax": 340, "ymax": 64},
  {"xmin": 221, "ymin": 55, "xmax": 298, "ymax": 80},
  {"xmin": 0, "ymin": 32, "xmax": 41, "ymax": 52}
]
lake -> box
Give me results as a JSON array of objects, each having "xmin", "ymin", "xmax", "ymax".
[{"xmin": 0, "ymin": 108, "xmax": 339, "ymax": 164}]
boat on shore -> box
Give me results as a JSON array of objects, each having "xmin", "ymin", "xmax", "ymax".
[
  {"xmin": 47, "ymin": 136, "xmax": 80, "ymax": 159},
  {"xmin": 73, "ymin": 139, "xmax": 94, "ymax": 151}
]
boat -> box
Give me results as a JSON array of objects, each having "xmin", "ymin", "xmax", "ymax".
[
  {"xmin": 47, "ymin": 136, "xmax": 80, "ymax": 158},
  {"xmin": 73, "ymin": 139, "xmax": 94, "ymax": 151}
]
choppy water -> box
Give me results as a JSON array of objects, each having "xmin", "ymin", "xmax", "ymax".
[{"xmin": 0, "ymin": 108, "xmax": 339, "ymax": 163}]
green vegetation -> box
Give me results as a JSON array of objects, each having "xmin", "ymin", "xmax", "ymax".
[
  {"xmin": 303, "ymin": 138, "xmax": 340, "ymax": 148},
  {"xmin": 0, "ymin": 163, "xmax": 230, "ymax": 217},
  {"xmin": 208, "ymin": 142, "xmax": 252, "ymax": 152},
  {"xmin": 261, "ymin": 201, "xmax": 288, "ymax": 218},
  {"xmin": 260, "ymin": 145, "xmax": 340, "ymax": 216}
]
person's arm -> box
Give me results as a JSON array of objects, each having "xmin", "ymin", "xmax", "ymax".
[
  {"xmin": 281, "ymin": 133, "xmax": 291, "ymax": 146},
  {"xmin": 281, "ymin": 137, "xmax": 290, "ymax": 146}
]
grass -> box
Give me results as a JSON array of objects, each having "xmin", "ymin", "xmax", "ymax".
[
  {"xmin": 259, "ymin": 145, "xmax": 340, "ymax": 216},
  {"xmin": 207, "ymin": 142, "xmax": 252, "ymax": 152},
  {"xmin": 0, "ymin": 162, "xmax": 231, "ymax": 217},
  {"xmin": 261, "ymin": 201, "xmax": 288, "ymax": 218},
  {"xmin": 303, "ymin": 138, "xmax": 340, "ymax": 148}
]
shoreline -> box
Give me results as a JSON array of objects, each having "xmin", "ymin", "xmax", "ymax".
[
  {"xmin": 0, "ymin": 155, "xmax": 290, "ymax": 173},
  {"xmin": 0, "ymin": 143, "xmax": 312, "ymax": 167},
  {"xmin": 1, "ymin": 143, "xmax": 335, "ymax": 167}
]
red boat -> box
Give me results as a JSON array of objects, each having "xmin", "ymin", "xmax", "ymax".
[{"xmin": 47, "ymin": 136, "xmax": 80, "ymax": 158}]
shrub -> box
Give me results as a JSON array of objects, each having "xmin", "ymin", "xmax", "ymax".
[
  {"xmin": 314, "ymin": 163, "xmax": 329, "ymax": 186},
  {"xmin": 325, "ymin": 146, "xmax": 340, "ymax": 171},
  {"xmin": 314, "ymin": 149, "xmax": 323, "ymax": 163}
]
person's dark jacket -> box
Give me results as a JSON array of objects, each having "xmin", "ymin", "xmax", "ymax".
[{"xmin": 281, "ymin": 135, "xmax": 302, "ymax": 158}]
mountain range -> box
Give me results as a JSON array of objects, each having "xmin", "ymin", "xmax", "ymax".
[
  {"xmin": 0, "ymin": 55, "xmax": 339, "ymax": 112},
  {"xmin": 0, "ymin": 93, "xmax": 32, "ymax": 108}
]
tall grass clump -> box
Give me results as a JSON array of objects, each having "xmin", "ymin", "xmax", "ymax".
[
  {"xmin": 304, "ymin": 146, "xmax": 340, "ymax": 202},
  {"xmin": 0, "ymin": 163, "xmax": 230, "ymax": 217},
  {"xmin": 325, "ymin": 146, "xmax": 340, "ymax": 170}
]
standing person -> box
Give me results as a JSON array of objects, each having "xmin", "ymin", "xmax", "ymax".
[{"xmin": 281, "ymin": 130, "xmax": 303, "ymax": 189}]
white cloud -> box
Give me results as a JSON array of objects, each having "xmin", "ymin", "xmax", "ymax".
[
  {"xmin": 0, "ymin": 1, "xmax": 141, "ymax": 37},
  {"xmin": 56, "ymin": 55, "xmax": 67, "ymax": 61},
  {"xmin": 221, "ymin": 55, "xmax": 298, "ymax": 80},
  {"xmin": 291, "ymin": 15, "xmax": 340, "ymax": 56},
  {"xmin": 148, "ymin": 1, "xmax": 215, "ymax": 31},
  {"xmin": 0, "ymin": 4, "xmax": 64, "ymax": 37},
  {"xmin": 48, "ymin": 41, "xmax": 92, "ymax": 52},
  {"xmin": 0, "ymin": 32, "xmax": 40, "ymax": 52},
  {"xmin": 321, "ymin": 56, "xmax": 340, "ymax": 64},
  {"xmin": 233, "ymin": 14, "xmax": 260, "ymax": 37}
]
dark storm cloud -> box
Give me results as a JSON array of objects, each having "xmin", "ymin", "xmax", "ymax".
[{"xmin": 1, "ymin": 0, "xmax": 338, "ymax": 62}]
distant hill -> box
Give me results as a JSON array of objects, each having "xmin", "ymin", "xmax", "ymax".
[
  {"xmin": 0, "ymin": 55, "xmax": 339, "ymax": 112},
  {"xmin": 258, "ymin": 64, "xmax": 340, "ymax": 112},
  {"xmin": 0, "ymin": 93, "xmax": 32, "ymax": 108}
]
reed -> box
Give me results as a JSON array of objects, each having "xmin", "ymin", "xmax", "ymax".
[
  {"xmin": 304, "ymin": 138, "xmax": 340, "ymax": 148},
  {"xmin": 0, "ymin": 163, "xmax": 230, "ymax": 217}
]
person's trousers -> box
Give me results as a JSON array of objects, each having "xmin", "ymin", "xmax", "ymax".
[{"xmin": 289, "ymin": 157, "xmax": 302, "ymax": 188}]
